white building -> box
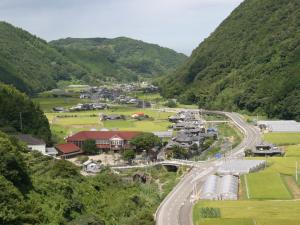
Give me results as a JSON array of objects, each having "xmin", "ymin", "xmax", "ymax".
[{"xmin": 82, "ymin": 160, "xmax": 101, "ymax": 173}]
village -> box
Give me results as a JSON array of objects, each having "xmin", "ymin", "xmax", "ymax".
[{"xmin": 16, "ymin": 95, "xmax": 289, "ymax": 176}]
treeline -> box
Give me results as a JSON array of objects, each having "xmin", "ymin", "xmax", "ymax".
[
  {"xmin": 160, "ymin": 0, "xmax": 300, "ymax": 121},
  {"xmin": 0, "ymin": 83, "xmax": 51, "ymax": 143}
]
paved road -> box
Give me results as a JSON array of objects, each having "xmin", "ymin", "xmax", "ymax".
[{"xmin": 155, "ymin": 111, "xmax": 261, "ymax": 225}]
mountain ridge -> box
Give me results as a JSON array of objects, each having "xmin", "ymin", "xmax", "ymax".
[
  {"xmin": 160, "ymin": 0, "xmax": 300, "ymax": 120},
  {"xmin": 0, "ymin": 21, "xmax": 186, "ymax": 94},
  {"xmin": 50, "ymin": 36, "xmax": 187, "ymax": 82}
]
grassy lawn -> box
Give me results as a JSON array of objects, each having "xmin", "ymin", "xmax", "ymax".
[
  {"xmin": 263, "ymin": 132, "xmax": 300, "ymax": 146},
  {"xmin": 245, "ymin": 172, "xmax": 292, "ymax": 199},
  {"xmin": 193, "ymin": 200, "xmax": 300, "ymax": 225},
  {"xmin": 217, "ymin": 123, "xmax": 243, "ymax": 148}
]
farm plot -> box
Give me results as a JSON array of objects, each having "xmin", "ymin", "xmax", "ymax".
[
  {"xmin": 193, "ymin": 200, "xmax": 300, "ymax": 225},
  {"xmin": 244, "ymin": 172, "xmax": 292, "ymax": 199},
  {"xmin": 263, "ymin": 133, "xmax": 300, "ymax": 146}
]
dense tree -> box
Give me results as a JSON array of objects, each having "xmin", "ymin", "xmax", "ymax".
[
  {"xmin": 130, "ymin": 133, "xmax": 162, "ymax": 153},
  {"xmin": 123, "ymin": 149, "xmax": 136, "ymax": 164},
  {"xmin": 167, "ymin": 145, "xmax": 189, "ymax": 159},
  {"xmin": 82, "ymin": 139, "xmax": 98, "ymax": 155},
  {"xmin": 0, "ymin": 22, "xmax": 90, "ymax": 94},
  {"xmin": 164, "ymin": 99, "xmax": 178, "ymax": 108},
  {"xmin": 0, "ymin": 132, "xmax": 31, "ymax": 191},
  {"xmin": 51, "ymin": 37, "xmax": 187, "ymax": 82},
  {"xmin": 160, "ymin": 0, "xmax": 300, "ymax": 121},
  {"xmin": 0, "ymin": 83, "xmax": 51, "ymax": 143}
]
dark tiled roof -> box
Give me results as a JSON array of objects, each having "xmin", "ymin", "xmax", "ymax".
[{"xmin": 16, "ymin": 134, "xmax": 45, "ymax": 145}]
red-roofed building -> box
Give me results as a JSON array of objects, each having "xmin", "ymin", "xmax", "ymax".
[
  {"xmin": 55, "ymin": 143, "xmax": 82, "ymax": 159},
  {"xmin": 66, "ymin": 131, "xmax": 141, "ymax": 152}
]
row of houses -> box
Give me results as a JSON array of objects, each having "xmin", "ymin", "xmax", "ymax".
[{"xmin": 166, "ymin": 110, "xmax": 211, "ymax": 151}]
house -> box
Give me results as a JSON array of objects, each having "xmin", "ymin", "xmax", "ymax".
[
  {"xmin": 101, "ymin": 114, "xmax": 124, "ymax": 121},
  {"xmin": 82, "ymin": 160, "xmax": 101, "ymax": 173},
  {"xmin": 66, "ymin": 131, "xmax": 141, "ymax": 152},
  {"xmin": 16, "ymin": 134, "xmax": 46, "ymax": 154},
  {"xmin": 52, "ymin": 107, "xmax": 65, "ymax": 112},
  {"xmin": 55, "ymin": 143, "xmax": 82, "ymax": 159},
  {"xmin": 131, "ymin": 112, "xmax": 145, "ymax": 118},
  {"xmin": 251, "ymin": 144, "xmax": 284, "ymax": 156}
]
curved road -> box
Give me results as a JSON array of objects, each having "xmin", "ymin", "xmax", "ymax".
[{"xmin": 155, "ymin": 111, "xmax": 261, "ymax": 225}]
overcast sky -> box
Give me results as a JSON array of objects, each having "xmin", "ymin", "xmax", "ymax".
[{"xmin": 0, "ymin": 0, "xmax": 243, "ymax": 55}]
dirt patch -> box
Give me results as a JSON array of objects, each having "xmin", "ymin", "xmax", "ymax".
[{"xmin": 284, "ymin": 176, "xmax": 300, "ymax": 199}]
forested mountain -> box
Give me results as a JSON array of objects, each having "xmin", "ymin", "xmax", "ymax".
[
  {"xmin": 0, "ymin": 22, "xmax": 186, "ymax": 94},
  {"xmin": 0, "ymin": 83, "xmax": 51, "ymax": 143},
  {"xmin": 0, "ymin": 22, "xmax": 90, "ymax": 94},
  {"xmin": 50, "ymin": 37, "xmax": 187, "ymax": 81},
  {"xmin": 160, "ymin": 0, "xmax": 300, "ymax": 121}
]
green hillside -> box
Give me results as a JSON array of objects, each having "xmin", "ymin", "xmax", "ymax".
[
  {"xmin": 0, "ymin": 22, "xmax": 90, "ymax": 94},
  {"xmin": 160, "ymin": 0, "xmax": 300, "ymax": 121},
  {"xmin": 50, "ymin": 37, "xmax": 187, "ymax": 81},
  {"xmin": 0, "ymin": 83, "xmax": 51, "ymax": 143}
]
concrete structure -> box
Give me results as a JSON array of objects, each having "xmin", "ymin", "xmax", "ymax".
[{"xmin": 16, "ymin": 134, "xmax": 46, "ymax": 154}]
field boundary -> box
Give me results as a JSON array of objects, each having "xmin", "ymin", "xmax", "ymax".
[{"xmin": 244, "ymin": 175, "xmax": 250, "ymax": 199}]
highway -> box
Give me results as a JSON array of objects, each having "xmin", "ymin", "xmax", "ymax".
[{"xmin": 155, "ymin": 111, "xmax": 261, "ymax": 225}]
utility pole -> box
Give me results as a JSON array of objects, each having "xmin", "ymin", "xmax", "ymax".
[
  {"xmin": 19, "ymin": 112, "xmax": 23, "ymax": 132},
  {"xmin": 296, "ymin": 161, "xmax": 298, "ymax": 182}
]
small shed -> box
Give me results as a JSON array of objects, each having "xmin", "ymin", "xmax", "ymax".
[{"xmin": 82, "ymin": 160, "xmax": 100, "ymax": 173}]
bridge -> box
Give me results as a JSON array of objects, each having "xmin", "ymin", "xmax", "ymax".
[{"xmin": 110, "ymin": 159, "xmax": 205, "ymax": 170}]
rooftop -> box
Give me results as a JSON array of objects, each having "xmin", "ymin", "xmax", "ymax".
[
  {"xmin": 55, "ymin": 143, "xmax": 81, "ymax": 154},
  {"xmin": 16, "ymin": 134, "xmax": 45, "ymax": 145},
  {"xmin": 67, "ymin": 131, "xmax": 141, "ymax": 141}
]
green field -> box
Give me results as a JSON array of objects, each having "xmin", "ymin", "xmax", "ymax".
[
  {"xmin": 33, "ymin": 97, "xmax": 90, "ymax": 112},
  {"xmin": 263, "ymin": 133, "xmax": 300, "ymax": 146},
  {"xmin": 39, "ymin": 101, "xmax": 175, "ymax": 141},
  {"xmin": 193, "ymin": 200, "xmax": 300, "ymax": 225},
  {"xmin": 245, "ymin": 172, "xmax": 292, "ymax": 199}
]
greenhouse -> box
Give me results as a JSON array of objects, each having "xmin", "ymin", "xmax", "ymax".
[
  {"xmin": 217, "ymin": 159, "xmax": 266, "ymax": 175},
  {"xmin": 200, "ymin": 175, "xmax": 239, "ymax": 200},
  {"xmin": 199, "ymin": 175, "xmax": 219, "ymax": 200},
  {"xmin": 218, "ymin": 175, "xmax": 239, "ymax": 200}
]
